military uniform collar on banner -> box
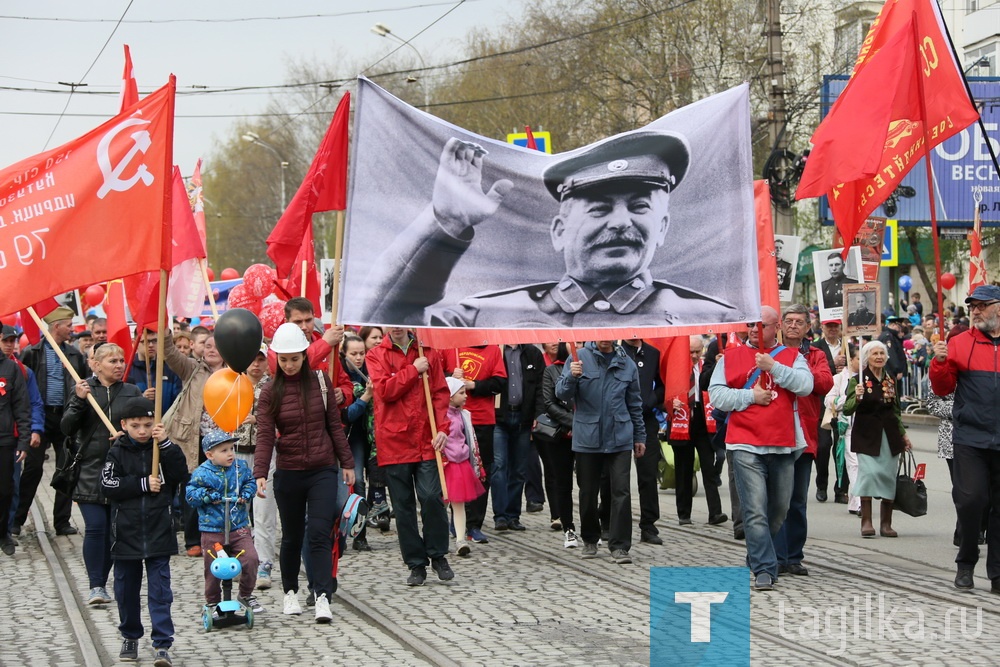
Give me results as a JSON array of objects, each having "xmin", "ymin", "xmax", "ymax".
[{"xmin": 549, "ymin": 271, "xmax": 657, "ymax": 315}]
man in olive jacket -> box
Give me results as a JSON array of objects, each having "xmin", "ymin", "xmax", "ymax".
[{"xmin": 556, "ymin": 340, "xmax": 645, "ymax": 564}]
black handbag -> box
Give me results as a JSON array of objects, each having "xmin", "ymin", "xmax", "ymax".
[
  {"xmin": 894, "ymin": 450, "xmax": 927, "ymax": 518},
  {"xmin": 50, "ymin": 445, "xmax": 83, "ymax": 496},
  {"xmin": 532, "ymin": 413, "xmax": 565, "ymax": 441}
]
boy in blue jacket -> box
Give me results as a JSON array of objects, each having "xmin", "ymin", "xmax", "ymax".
[
  {"xmin": 102, "ymin": 397, "xmax": 186, "ymax": 667},
  {"xmin": 186, "ymin": 429, "xmax": 262, "ymax": 613}
]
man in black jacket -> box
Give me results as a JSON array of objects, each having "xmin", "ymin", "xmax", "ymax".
[
  {"xmin": 620, "ymin": 338, "xmax": 666, "ymax": 543},
  {"xmin": 0, "ymin": 352, "xmax": 31, "ymax": 555},
  {"xmin": 813, "ymin": 320, "xmax": 851, "ymax": 503},
  {"xmin": 14, "ymin": 306, "xmax": 88, "ymax": 536},
  {"xmin": 492, "ymin": 344, "xmax": 545, "ymax": 531}
]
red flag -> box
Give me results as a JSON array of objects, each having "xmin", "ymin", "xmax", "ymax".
[
  {"xmin": 0, "ymin": 81, "xmax": 174, "ymax": 318},
  {"xmin": 970, "ymin": 205, "xmax": 987, "ymax": 292},
  {"xmin": 19, "ymin": 298, "xmax": 59, "ymax": 346},
  {"xmin": 287, "ymin": 224, "xmax": 322, "ymax": 314},
  {"xmin": 119, "ymin": 45, "xmax": 139, "ymax": 112},
  {"xmin": 647, "ymin": 336, "xmax": 694, "ymax": 409},
  {"xmin": 170, "ymin": 166, "xmax": 204, "ymax": 263},
  {"xmin": 267, "ymin": 93, "xmax": 350, "ymax": 276},
  {"xmin": 190, "ymin": 158, "xmax": 208, "ymax": 253},
  {"xmin": 754, "ymin": 180, "xmax": 780, "ymax": 312},
  {"xmin": 796, "ymin": 0, "xmax": 979, "ymax": 250},
  {"xmin": 105, "ymin": 280, "xmax": 133, "ymax": 351},
  {"xmin": 525, "ymin": 126, "xmax": 538, "ymax": 150}
]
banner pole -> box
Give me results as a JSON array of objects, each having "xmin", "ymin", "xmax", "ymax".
[
  {"xmin": 152, "ymin": 270, "xmax": 168, "ymax": 475},
  {"xmin": 416, "ymin": 338, "xmax": 449, "ymax": 501},
  {"xmin": 912, "ymin": 15, "xmax": 947, "ymax": 340},
  {"xmin": 198, "ymin": 258, "xmax": 220, "ymax": 320},
  {"xmin": 328, "ymin": 212, "xmax": 346, "ymax": 382},
  {"xmin": 26, "ymin": 307, "xmax": 117, "ymax": 434}
]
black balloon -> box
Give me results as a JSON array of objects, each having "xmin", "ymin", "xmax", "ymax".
[{"xmin": 213, "ymin": 308, "xmax": 263, "ymax": 373}]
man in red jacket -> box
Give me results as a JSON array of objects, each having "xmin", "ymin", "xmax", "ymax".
[
  {"xmin": 773, "ymin": 304, "xmax": 833, "ymax": 577},
  {"xmin": 367, "ymin": 328, "xmax": 453, "ymax": 586},
  {"xmin": 266, "ymin": 297, "xmax": 352, "ymax": 408},
  {"xmin": 931, "ymin": 284, "xmax": 1000, "ymax": 591}
]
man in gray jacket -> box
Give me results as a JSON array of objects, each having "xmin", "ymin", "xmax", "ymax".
[{"xmin": 556, "ymin": 340, "xmax": 645, "ymax": 564}]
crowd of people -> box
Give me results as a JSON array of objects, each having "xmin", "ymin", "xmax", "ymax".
[{"xmin": 1, "ymin": 282, "xmax": 999, "ymax": 663}]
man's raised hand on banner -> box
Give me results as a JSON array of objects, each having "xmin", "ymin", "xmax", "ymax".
[{"xmin": 432, "ymin": 138, "xmax": 513, "ymax": 235}]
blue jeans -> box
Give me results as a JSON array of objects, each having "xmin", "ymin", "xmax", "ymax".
[
  {"xmin": 7, "ymin": 458, "xmax": 21, "ymax": 533},
  {"xmin": 78, "ymin": 502, "xmax": 113, "ymax": 589},
  {"xmin": 730, "ymin": 449, "xmax": 795, "ymax": 579},
  {"xmin": 114, "ymin": 556, "xmax": 174, "ymax": 648},
  {"xmin": 773, "ymin": 452, "xmax": 812, "ymax": 566},
  {"xmin": 492, "ymin": 412, "xmax": 531, "ymax": 523}
]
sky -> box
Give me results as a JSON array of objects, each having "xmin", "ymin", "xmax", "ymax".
[{"xmin": 0, "ymin": 0, "xmax": 516, "ymax": 175}]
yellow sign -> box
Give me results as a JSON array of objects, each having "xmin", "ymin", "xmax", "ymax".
[
  {"xmin": 506, "ymin": 131, "xmax": 552, "ymax": 154},
  {"xmin": 881, "ymin": 219, "xmax": 898, "ymax": 267}
]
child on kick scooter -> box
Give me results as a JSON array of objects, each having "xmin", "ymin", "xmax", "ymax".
[{"xmin": 186, "ymin": 430, "xmax": 263, "ymax": 614}]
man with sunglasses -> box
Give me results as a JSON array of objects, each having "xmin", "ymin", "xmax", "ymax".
[
  {"xmin": 709, "ymin": 306, "xmax": 813, "ymax": 591},
  {"xmin": 931, "ymin": 284, "xmax": 1000, "ymax": 591}
]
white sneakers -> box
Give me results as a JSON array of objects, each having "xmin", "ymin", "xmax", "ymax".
[
  {"xmin": 283, "ymin": 590, "xmax": 302, "ymax": 615},
  {"xmin": 564, "ymin": 529, "xmax": 578, "ymax": 548},
  {"xmin": 314, "ymin": 593, "xmax": 333, "ymax": 623}
]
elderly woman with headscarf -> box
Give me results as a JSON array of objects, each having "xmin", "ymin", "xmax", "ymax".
[{"xmin": 843, "ymin": 340, "xmax": 912, "ymax": 538}]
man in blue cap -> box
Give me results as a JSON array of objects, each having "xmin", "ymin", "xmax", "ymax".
[
  {"xmin": 932, "ymin": 284, "xmax": 1000, "ymax": 591},
  {"xmin": 363, "ymin": 131, "xmax": 734, "ymax": 327}
]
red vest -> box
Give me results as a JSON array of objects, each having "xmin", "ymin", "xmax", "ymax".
[{"xmin": 723, "ymin": 344, "xmax": 800, "ymax": 448}]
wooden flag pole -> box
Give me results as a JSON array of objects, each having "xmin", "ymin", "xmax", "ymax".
[
  {"xmin": 143, "ymin": 330, "xmax": 152, "ymax": 391},
  {"xmin": 416, "ymin": 339, "xmax": 449, "ymax": 502},
  {"xmin": 26, "ymin": 308, "xmax": 117, "ymax": 434},
  {"xmin": 152, "ymin": 270, "xmax": 168, "ymax": 475},
  {"xmin": 198, "ymin": 258, "xmax": 220, "ymax": 320},
  {"xmin": 912, "ymin": 15, "xmax": 947, "ymax": 339},
  {"xmin": 328, "ymin": 211, "xmax": 346, "ymax": 382}
]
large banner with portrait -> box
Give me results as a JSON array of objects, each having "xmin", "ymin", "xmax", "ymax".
[{"xmin": 340, "ymin": 77, "xmax": 760, "ymax": 346}]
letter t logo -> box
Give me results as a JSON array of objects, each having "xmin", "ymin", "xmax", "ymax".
[{"xmin": 675, "ymin": 592, "xmax": 729, "ymax": 642}]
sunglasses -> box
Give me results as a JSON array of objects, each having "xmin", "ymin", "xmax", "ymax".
[{"xmin": 746, "ymin": 322, "xmax": 775, "ymax": 329}]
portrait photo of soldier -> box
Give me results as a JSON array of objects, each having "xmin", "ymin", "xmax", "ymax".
[
  {"xmin": 813, "ymin": 246, "xmax": 862, "ymax": 322},
  {"xmin": 773, "ymin": 234, "xmax": 800, "ymax": 302},
  {"xmin": 342, "ymin": 78, "xmax": 760, "ymax": 331},
  {"xmin": 843, "ymin": 283, "xmax": 880, "ymax": 336}
]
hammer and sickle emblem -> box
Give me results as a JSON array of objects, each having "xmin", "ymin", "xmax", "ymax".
[{"xmin": 96, "ymin": 117, "xmax": 155, "ymax": 199}]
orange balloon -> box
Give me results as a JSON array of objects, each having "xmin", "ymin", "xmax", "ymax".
[{"xmin": 203, "ymin": 368, "xmax": 254, "ymax": 432}]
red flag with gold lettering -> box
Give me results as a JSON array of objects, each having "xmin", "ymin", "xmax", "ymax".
[
  {"xmin": 0, "ymin": 79, "xmax": 175, "ymax": 317},
  {"xmin": 796, "ymin": 0, "xmax": 979, "ymax": 250}
]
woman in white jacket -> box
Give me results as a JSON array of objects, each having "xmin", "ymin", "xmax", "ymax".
[{"xmin": 825, "ymin": 350, "xmax": 861, "ymax": 514}]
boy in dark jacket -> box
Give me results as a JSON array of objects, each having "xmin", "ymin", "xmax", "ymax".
[
  {"xmin": 101, "ymin": 397, "xmax": 186, "ymax": 667},
  {"xmin": 186, "ymin": 430, "xmax": 261, "ymax": 613}
]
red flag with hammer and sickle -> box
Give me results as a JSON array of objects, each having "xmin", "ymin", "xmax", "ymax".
[{"xmin": 0, "ymin": 78, "xmax": 175, "ymax": 318}]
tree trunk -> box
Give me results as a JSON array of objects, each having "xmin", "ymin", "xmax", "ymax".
[{"xmin": 905, "ymin": 227, "xmax": 936, "ymax": 307}]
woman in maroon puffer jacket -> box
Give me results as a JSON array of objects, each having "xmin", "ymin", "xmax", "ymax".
[{"xmin": 254, "ymin": 324, "xmax": 354, "ymax": 623}]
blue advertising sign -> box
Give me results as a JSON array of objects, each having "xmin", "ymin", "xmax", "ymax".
[
  {"xmin": 819, "ymin": 75, "xmax": 1000, "ymax": 227},
  {"xmin": 201, "ymin": 279, "xmax": 241, "ymax": 318}
]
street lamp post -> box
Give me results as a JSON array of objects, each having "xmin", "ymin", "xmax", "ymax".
[
  {"xmin": 241, "ymin": 131, "xmax": 289, "ymax": 211},
  {"xmin": 370, "ymin": 22, "xmax": 430, "ymax": 111}
]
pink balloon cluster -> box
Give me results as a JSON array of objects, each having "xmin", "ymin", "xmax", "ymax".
[
  {"xmin": 225, "ymin": 264, "xmax": 280, "ymax": 316},
  {"xmin": 259, "ymin": 301, "xmax": 287, "ymax": 339}
]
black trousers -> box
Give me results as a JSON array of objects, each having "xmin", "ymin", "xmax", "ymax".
[
  {"xmin": 953, "ymin": 444, "xmax": 1000, "ymax": 580},
  {"xmin": 273, "ymin": 466, "xmax": 339, "ymax": 597},
  {"xmin": 0, "ymin": 447, "xmax": 15, "ymax": 540},
  {"xmin": 814, "ymin": 428, "xmax": 847, "ymax": 495},
  {"xmin": 385, "ymin": 460, "xmax": 449, "ymax": 570},
  {"xmin": 578, "ymin": 450, "xmax": 632, "ymax": 551},
  {"xmin": 601, "ymin": 416, "xmax": 661, "ymax": 535},
  {"xmin": 14, "ymin": 407, "xmax": 71, "ymax": 530},
  {"xmin": 538, "ymin": 435, "xmax": 575, "ymax": 530},
  {"xmin": 465, "ymin": 424, "xmax": 494, "ymax": 532},
  {"xmin": 525, "ymin": 437, "xmax": 546, "ymax": 506},
  {"xmin": 673, "ymin": 431, "xmax": 723, "ymax": 520}
]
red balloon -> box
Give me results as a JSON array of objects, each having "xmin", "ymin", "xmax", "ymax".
[
  {"xmin": 221, "ymin": 267, "xmax": 240, "ymax": 281},
  {"xmin": 226, "ymin": 284, "xmax": 262, "ymax": 315},
  {"xmin": 84, "ymin": 284, "xmax": 106, "ymax": 307},
  {"xmin": 940, "ymin": 272, "xmax": 957, "ymax": 290},
  {"xmin": 242, "ymin": 263, "xmax": 278, "ymax": 299},
  {"xmin": 258, "ymin": 300, "xmax": 287, "ymax": 339},
  {"xmin": 18, "ymin": 334, "xmax": 27, "ymax": 349},
  {"xmin": 206, "ymin": 267, "xmax": 216, "ymax": 281},
  {"xmin": 0, "ymin": 313, "xmax": 16, "ymax": 327}
]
